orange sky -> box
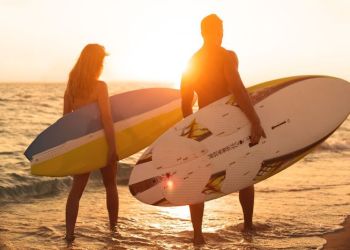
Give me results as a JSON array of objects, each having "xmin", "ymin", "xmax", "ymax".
[{"xmin": 1, "ymin": 0, "xmax": 349, "ymax": 86}]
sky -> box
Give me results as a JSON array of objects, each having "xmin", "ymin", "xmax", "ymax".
[{"xmin": 0, "ymin": 0, "xmax": 349, "ymax": 86}]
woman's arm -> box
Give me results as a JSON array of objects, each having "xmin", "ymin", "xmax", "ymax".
[
  {"xmin": 63, "ymin": 91, "xmax": 72, "ymax": 115},
  {"xmin": 97, "ymin": 82, "xmax": 118, "ymax": 165}
]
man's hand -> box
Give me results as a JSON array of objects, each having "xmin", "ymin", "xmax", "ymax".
[{"xmin": 249, "ymin": 121, "xmax": 266, "ymax": 147}]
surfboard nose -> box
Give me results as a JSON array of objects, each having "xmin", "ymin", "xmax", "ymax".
[{"xmin": 129, "ymin": 175, "xmax": 169, "ymax": 206}]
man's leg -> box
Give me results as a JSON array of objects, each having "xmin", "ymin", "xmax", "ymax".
[
  {"xmin": 189, "ymin": 202, "xmax": 205, "ymax": 244},
  {"xmin": 239, "ymin": 185, "xmax": 255, "ymax": 230}
]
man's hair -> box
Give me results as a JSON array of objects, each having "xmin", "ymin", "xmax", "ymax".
[{"xmin": 201, "ymin": 14, "xmax": 223, "ymax": 37}]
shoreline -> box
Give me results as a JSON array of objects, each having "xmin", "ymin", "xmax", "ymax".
[{"xmin": 322, "ymin": 215, "xmax": 350, "ymax": 250}]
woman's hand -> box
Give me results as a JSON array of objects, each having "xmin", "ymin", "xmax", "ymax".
[{"xmin": 107, "ymin": 149, "xmax": 119, "ymax": 167}]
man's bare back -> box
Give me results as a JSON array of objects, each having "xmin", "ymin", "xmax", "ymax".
[{"xmin": 182, "ymin": 46, "xmax": 239, "ymax": 108}]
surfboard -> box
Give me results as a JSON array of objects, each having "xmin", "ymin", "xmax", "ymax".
[
  {"xmin": 129, "ymin": 76, "xmax": 350, "ymax": 206},
  {"xmin": 25, "ymin": 88, "xmax": 187, "ymax": 177}
]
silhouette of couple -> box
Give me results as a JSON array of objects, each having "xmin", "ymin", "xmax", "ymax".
[{"xmin": 64, "ymin": 14, "xmax": 265, "ymax": 245}]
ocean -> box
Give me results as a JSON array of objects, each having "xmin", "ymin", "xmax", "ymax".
[{"xmin": 0, "ymin": 83, "xmax": 349, "ymax": 249}]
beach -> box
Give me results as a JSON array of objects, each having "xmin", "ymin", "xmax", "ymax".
[
  {"xmin": 322, "ymin": 216, "xmax": 350, "ymax": 250},
  {"xmin": 1, "ymin": 83, "xmax": 349, "ymax": 249}
]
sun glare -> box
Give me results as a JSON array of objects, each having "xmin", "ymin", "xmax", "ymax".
[
  {"xmin": 95, "ymin": 0, "xmax": 213, "ymax": 87},
  {"xmin": 161, "ymin": 205, "xmax": 190, "ymax": 220},
  {"xmin": 107, "ymin": 16, "xmax": 201, "ymax": 87}
]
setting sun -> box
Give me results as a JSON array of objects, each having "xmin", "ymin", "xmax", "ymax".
[{"xmin": 109, "ymin": 15, "xmax": 198, "ymax": 86}]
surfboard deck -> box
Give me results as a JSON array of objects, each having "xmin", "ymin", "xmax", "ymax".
[
  {"xmin": 25, "ymin": 88, "xmax": 186, "ymax": 177},
  {"xmin": 129, "ymin": 76, "xmax": 350, "ymax": 206}
]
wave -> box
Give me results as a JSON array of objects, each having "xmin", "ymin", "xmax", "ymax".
[
  {"xmin": 0, "ymin": 177, "xmax": 72, "ymax": 202},
  {"xmin": 0, "ymin": 163, "xmax": 132, "ymax": 204},
  {"xmin": 89, "ymin": 163, "xmax": 132, "ymax": 185},
  {"xmin": 316, "ymin": 140, "xmax": 350, "ymax": 152},
  {"xmin": 258, "ymin": 182, "xmax": 350, "ymax": 193},
  {"xmin": 0, "ymin": 152, "xmax": 15, "ymax": 156},
  {"xmin": 313, "ymin": 118, "xmax": 350, "ymax": 153}
]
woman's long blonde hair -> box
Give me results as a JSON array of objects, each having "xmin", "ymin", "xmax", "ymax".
[{"xmin": 66, "ymin": 44, "xmax": 107, "ymax": 101}]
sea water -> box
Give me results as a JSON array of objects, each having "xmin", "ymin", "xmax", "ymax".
[{"xmin": 0, "ymin": 83, "xmax": 349, "ymax": 249}]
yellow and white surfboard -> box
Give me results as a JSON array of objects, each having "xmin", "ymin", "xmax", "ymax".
[{"xmin": 25, "ymin": 88, "xmax": 188, "ymax": 177}]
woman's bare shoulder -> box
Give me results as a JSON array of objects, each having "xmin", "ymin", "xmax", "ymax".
[
  {"xmin": 96, "ymin": 81, "xmax": 107, "ymax": 90},
  {"xmin": 96, "ymin": 81, "xmax": 109, "ymax": 99}
]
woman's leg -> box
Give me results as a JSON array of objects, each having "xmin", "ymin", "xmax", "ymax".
[
  {"xmin": 65, "ymin": 172, "xmax": 90, "ymax": 240},
  {"xmin": 100, "ymin": 165, "xmax": 119, "ymax": 229}
]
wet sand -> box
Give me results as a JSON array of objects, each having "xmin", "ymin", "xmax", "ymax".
[{"xmin": 322, "ymin": 216, "xmax": 350, "ymax": 250}]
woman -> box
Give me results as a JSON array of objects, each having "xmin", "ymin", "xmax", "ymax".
[{"xmin": 63, "ymin": 44, "xmax": 119, "ymax": 241}]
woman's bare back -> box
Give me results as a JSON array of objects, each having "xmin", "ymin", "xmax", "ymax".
[{"xmin": 65, "ymin": 82, "xmax": 101, "ymax": 112}]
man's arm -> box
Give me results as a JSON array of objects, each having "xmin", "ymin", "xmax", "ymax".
[{"xmin": 224, "ymin": 51, "xmax": 266, "ymax": 145}]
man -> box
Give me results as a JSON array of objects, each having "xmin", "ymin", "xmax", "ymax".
[{"xmin": 180, "ymin": 14, "xmax": 266, "ymax": 245}]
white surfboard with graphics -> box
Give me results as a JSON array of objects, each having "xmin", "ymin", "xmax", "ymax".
[{"xmin": 129, "ymin": 76, "xmax": 350, "ymax": 206}]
